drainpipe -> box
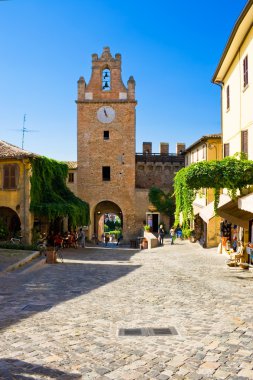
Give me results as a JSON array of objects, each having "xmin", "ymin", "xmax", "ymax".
[{"xmin": 216, "ymin": 81, "xmax": 224, "ymax": 157}]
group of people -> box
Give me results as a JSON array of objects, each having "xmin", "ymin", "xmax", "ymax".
[
  {"xmin": 158, "ymin": 225, "xmax": 176, "ymax": 246},
  {"xmin": 39, "ymin": 228, "xmax": 86, "ymax": 249}
]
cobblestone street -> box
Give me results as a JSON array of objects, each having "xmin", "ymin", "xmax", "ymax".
[{"xmin": 1, "ymin": 240, "xmax": 253, "ymax": 379}]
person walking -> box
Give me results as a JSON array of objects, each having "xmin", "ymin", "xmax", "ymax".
[
  {"xmin": 158, "ymin": 224, "xmax": 165, "ymax": 246},
  {"xmin": 78, "ymin": 228, "xmax": 85, "ymax": 248},
  {"xmin": 170, "ymin": 227, "xmax": 175, "ymax": 245}
]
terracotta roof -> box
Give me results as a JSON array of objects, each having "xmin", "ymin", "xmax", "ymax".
[
  {"xmin": 184, "ymin": 134, "xmax": 222, "ymax": 152},
  {"xmin": 0, "ymin": 140, "xmax": 38, "ymax": 159},
  {"xmin": 64, "ymin": 161, "xmax": 77, "ymax": 169}
]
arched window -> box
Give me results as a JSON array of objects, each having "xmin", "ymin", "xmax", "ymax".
[{"xmin": 102, "ymin": 68, "xmax": 111, "ymax": 91}]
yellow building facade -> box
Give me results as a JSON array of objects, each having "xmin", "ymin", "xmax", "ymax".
[
  {"xmin": 184, "ymin": 134, "xmax": 222, "ymax": 248},
  {"xmin": 0, "ymin": 141, "xmax": 35, "ymax": 243}
]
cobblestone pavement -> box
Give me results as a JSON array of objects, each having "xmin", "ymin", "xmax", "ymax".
[{"xmin": 1, "ymin": 239, "xmax": 253, "ymax": 379}]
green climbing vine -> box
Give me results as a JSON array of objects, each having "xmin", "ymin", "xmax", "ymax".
[
  {"xmin": 174, "ymin": 156, "xmax": 253, "ymax": 227},
  {"xmin": 148, "ymin": 187, "xmax": 175, "ymax": 215},
  {"xmin": 30, "ymin": 156, "xmax": 89, "ymax": 227}
]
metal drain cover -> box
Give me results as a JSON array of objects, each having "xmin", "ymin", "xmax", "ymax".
[
  {"xmin": 118, "ymin": 327, "xmax": 178, "ymax": 336},
  {"xmin": 22, "ymin": 304, "xmax": 52, "ymax": 312}
]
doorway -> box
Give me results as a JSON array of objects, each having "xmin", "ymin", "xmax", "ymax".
[{"xmin": 146, "ymin": 212, "xmax": 160, "ymax": 233}]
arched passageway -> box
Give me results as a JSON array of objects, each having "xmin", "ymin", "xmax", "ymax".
[
  {"xmin": 94, "ymin": 201, "xmax": 123, "ymax": 242},
  {"xmin": 0, "ymin": 207, "xmax": 21, "ymax": 238}
]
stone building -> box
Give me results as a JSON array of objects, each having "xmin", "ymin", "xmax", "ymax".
[{"xmin": 75, "ymin": 47, "xmax": 184, "ymax": 240}]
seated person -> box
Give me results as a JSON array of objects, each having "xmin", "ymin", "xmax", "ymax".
[
  {"xmin": 233, "ymin": 241, "xmax": 247, "ymax": 263},
  {"xmin": 54, "ymin": 233, "xmax": 63, "ymax": 249}
]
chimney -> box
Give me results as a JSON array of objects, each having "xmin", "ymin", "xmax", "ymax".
[
  {"xmin": 160, "ymin": 142, "xmax": 169, "ymax": 155},
  {"xmin": 143, "ymin": 142, "xmax": 152, "ymax": 154}
]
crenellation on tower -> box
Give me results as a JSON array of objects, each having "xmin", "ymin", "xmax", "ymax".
[
  {"xmin": 176, "ymin": 143, "xmax": 186, "ymax": 155},
  {"xmin": 160, "ymin": 142, "xmax": 169, "ymax": 155},
  {"xmin": 143, "ymin": 142, "xmax": 152, "ymax": 154},
  {"xmin": 77, "ymin": 76, "xmax": 86, "ymax": 101},
  {"xmin": 127, "ymin": 76, "xmax": 135, "ymax": 100},
  {"xmin": 77, "ymin": 47, "xmax": 134, "ymax": 102}
]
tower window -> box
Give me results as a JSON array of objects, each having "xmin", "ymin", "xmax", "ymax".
[
  {"xmin": 102, "ymin": 69, "xmax": 111, "ymax": 91},
  {"xmin": 104, "ymin": 131, "xmax": 109, "ymax": 140},
  {"xmin": 102, "ymin": 166, "xmax": 110, "ymax": 181}
]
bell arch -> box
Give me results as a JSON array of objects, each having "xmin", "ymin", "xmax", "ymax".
[
  {"xmin": 102, "ymin": 67, "xmax": 111, "ymax": 91},
  {"xmin": 0, "ymin": 207, "xmax": 21, "ymax": 237},
  {"xmin": 94, "ymin": 201, "xmax": 123, "ymax": 241}
]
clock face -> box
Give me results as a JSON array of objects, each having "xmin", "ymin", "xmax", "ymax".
[{"xmin": 97, "ymin": 106, "xmax": 115, "ymax": 124}]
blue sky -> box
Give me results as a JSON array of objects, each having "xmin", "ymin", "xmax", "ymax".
[{"xmin": 0, "ymin": 0, "xmax": 248, "ymax": 160}]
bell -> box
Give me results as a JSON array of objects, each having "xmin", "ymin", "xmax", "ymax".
[
  {"xmin": 103, "ymin": 81, "xmax": 109, "ymax": 89},
  {"xmin": 104, "ymin": 72, "xmax": 109, "ymax": 79}
]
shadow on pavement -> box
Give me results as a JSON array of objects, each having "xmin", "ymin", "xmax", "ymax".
[
  {"xmin": 0, "ymin": 248, "xmax": 141, "ymax": 330},
  {"xmin": 0, "ymin": 358, "xmax": 81, "ymax": 379},
  {"xmin": 64, "ymin": 247, "xmax": 139, "ymax": 262}
]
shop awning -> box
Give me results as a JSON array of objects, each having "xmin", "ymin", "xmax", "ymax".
[
  {"xmin": 193, "ymin": 203, "xmax": 204, "ymax": 216},
  {"xmin": 217, "ymin": 198, "xmax": 253, "ymax": 228},
  {"xmin": 238, "ymin": 193, "xmax": 253, "ymax": 213},
  {"xmin": 199, "ymin": 194, "xmax": 231, "ymax": 223}
]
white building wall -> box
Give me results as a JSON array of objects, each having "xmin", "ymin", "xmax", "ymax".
[{"xmin": 222, "ymin": 27, "xmax": 253, "ymax": 159}]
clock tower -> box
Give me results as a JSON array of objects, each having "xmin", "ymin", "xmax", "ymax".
[{"xmin": 76, "ymin": 47, "xmax": 137, "ymax": 241}]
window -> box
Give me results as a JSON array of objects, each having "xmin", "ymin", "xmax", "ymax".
[
  {"xmin": 226, "ymin": 85, "xmax": 230, "ymax": 110},
  {"xmin": 224, "ymin": 143, "xmax": 230, "ymax": 157},
  {"xmin": 102, "ymin": 166, "xmax": 110, "ymax": 181},
  {"xmin": 68, "ymin": 172, "xmax": 74, "ymax": 183},
  {"xmin": 202, "ymin": 145, "xmax": 206, "ymax": 160},
  {"xmin": 102, "ymin": 68, "xmax": 111, "ymax": 91},
  {"xmin": 104, "ymin": 131, "xmax": 109, "ymax": 140},
  {"xmin": 3, "ymin": 164, "xmax": 19, "ymax": 189},
  {"xmin": 243, "ymin": 55, "xmax": 248, "ymax": 88},
  {"xmin": 241, "ymin": 130, "xmax": 248, "ymax": 155}
]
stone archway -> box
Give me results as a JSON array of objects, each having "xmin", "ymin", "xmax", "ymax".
[
  {"xmin": 0, "ymin": 207, "xmax": 21, "ymax": 238},
  {"xmin": 94, "ymin": 201, "xmax": 123, "ymax": 242}
]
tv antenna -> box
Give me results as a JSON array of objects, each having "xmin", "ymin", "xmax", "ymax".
[{"xmin": 10, "ymin": 114, "xmax": 39, "ymax": 149}]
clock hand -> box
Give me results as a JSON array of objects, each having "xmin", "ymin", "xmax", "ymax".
[{"xmin": 104, "ymin": 108, "xmax": 108, "ymax": 117}]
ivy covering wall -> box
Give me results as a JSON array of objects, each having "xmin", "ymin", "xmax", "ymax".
[
  {"xmin": 148, "ymin": 187, "xmax": 175, "ymax": 215},
  {"xmin": 30, "ymin": 157, "xmax": 89, "ymax": 227},
  {"xmin": 174, "ymin": 156, "xmax": 253, "ymax": 227}
]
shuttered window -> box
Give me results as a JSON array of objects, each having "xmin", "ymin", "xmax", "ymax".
[
  {"xmin": 226, "ymin": 85, "xmax": 230, "ymax": 110},
  {"xmin": 241, "ymin": 130, "xmax": 248, "ymax": 155},
  {"xmin": 3, "ymin": 164, "xmax": 19, "ymax": 189},
  {"xmin": 224, "ymin": 143, "xmax": 230, "ymax": 158},
  {"xmin": 243, "ymin": 56, "xmax": 248, "ymax": 88}
]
